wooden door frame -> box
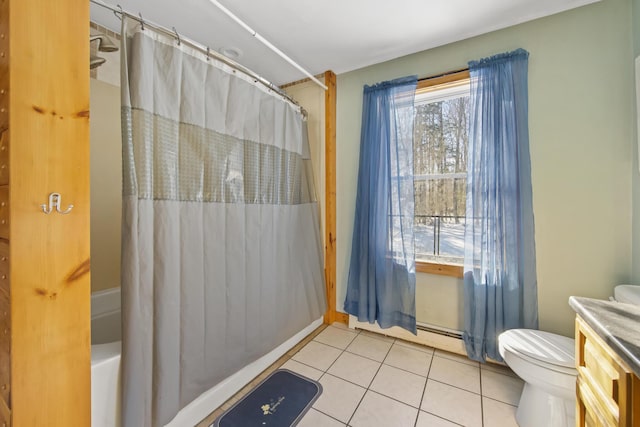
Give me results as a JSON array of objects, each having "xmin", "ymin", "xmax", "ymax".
[{"xmin": 322, "ymin": 71, "xmax": 346, "ymax": 325}]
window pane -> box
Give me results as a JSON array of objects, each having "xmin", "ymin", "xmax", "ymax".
[
  {"xmin": 438, "ymin": 216, "xmax": 465, "ymax": 259},
  {"xmin": 414, "ymin": 210, "xmax": 465, "ymax": 264},
  {"xmin": 414, "ymin": 90, "xmax": 469, "ymax": 265}
]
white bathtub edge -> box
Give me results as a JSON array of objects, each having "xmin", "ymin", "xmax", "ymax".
[
  {"xmin": 92, "ymin": 287, "xmax": 121, "ymax": 318},
  {"xmin": 92, "ymin": 341, "xmax": 122, "ymax": 366},
  {"xmin": 164, "ymin": 317, "xmax": 324, "ymax": 427}
]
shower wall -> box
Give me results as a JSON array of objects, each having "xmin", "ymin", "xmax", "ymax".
[
  {"xmin": 90, "ymin": 78, "xmax": 122, "ymax": 293},
  {"xmin": 90, "ymin": 22, "xmax": 120, "ymax": 86},
  {"xmin": 90, "ymin": 21, "xmax": 122, "ymax": 294},
  {"xmin": 283, "ymin": 79, "xmax": 327, "ymax": 245}
]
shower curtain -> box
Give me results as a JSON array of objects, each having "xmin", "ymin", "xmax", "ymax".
[{"xmin": 119, "ymin": 17, "xmax": 326, "ymax": 427}]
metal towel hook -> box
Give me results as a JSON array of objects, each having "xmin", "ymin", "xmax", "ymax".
[{"xmin": 41, "ymin": 193, "xmax": 74, "ymax": 215}]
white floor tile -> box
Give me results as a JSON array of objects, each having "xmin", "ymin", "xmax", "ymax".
[
  {"xmin": 429, "ymin": 355, "xmax": 480, "ymax": 393},
  {"xmin": 421, "ymin": 380, "xmax": 482, "ymax": 427},
  {"xmin": 202, "ymin": 329, "xmax": 532, "ymax": 427},
  {"xmin": 292, "ymin": 341, "xmax": 342, "ymax": 371},
  {"xmin": 434, "ymin": 349, "xmax": 479, "ymax": 367},
  {"xmin": 327, "ymin": 351, "xmax": 381, "ymax": 387},
  {"xmin": 415, "ymin": 410, "xmax": 460, "ymax": 427},
  {"xmin": 314, "ymin": 325, "xmax": 359, "ymax": 350},
  {"xmin": 312, "ymin": 374, "xmax": 365, "ymax": 423},
  {"xmin": 481, "ymin": 369, "xmax": 524, "ymax": 406},
  {"xmin": 297, "ymin": 408, "xmax": 346, "ymax": 427},
  {"xmin": 280, "ymin": 359, "xmax": 324, "ymax": 381},
  {"xmin": 384, "ymin": 343, "xmax": 433, "ymax": 377},
  {"xmin": 346, "ymin": 334, "xmax": 393, "ymax": 362},
  {"xmin": 349, "ymin": 391, "xmax": 418, "ymax": 427},
  {"xmin": 394, "ymin": 339, "xmax": 435, "ymax": 354},
  {"xmin": 369, "ymin": 364, "xmax": 427, "ymax": 408},
  {"xmin": 482, "ymin": 396, "xmax": 519, "ymax": 427}
]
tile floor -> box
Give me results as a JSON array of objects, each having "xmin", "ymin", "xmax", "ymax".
[{"xmin": 200, "ymin": 323, "xmax": 524, "ymax": 427}]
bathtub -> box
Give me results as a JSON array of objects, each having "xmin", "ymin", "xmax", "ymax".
[
  {"xmin": 91, "ymin": 288, "xmax": 322, "ymax": 427},
  {"xmin": 91, "ymin": 289, "xmax": 123, "ymax": 427}
]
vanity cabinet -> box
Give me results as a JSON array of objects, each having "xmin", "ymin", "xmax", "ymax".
[{"xmin": 575, "ymin": 315, "xmax": 640, "ymax": 427}]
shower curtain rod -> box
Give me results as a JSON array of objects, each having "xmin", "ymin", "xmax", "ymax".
[
  {"xmin": 89, "ymin": 0, "xmax": 313, "ymax": 112},
  {"xmin": 206, "ymin": 0, "xmax": 328, "ymax": 91}
]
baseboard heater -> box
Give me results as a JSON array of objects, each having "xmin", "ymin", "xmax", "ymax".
[
  {"xmin": 348, "ymin": 315, "xmax": 467, "ymax": 356},
  {"xmin": 416, "ymin": 323, "xmax": 463, "ymax": 340}
]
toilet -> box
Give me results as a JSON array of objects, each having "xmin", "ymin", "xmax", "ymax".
[
  {"xmin": 614, "ymin": 284, "xmax": 640, "ymax": 305},
  {"xmin": 498, "ymin": 329, "xmax": 576, "ymax": 427}
]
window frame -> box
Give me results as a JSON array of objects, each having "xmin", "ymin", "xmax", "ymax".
[{"xmin": 414, "ymin": 69, "xmax": 470, "ymax": 278}]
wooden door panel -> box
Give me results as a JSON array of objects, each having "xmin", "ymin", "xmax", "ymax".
[
  {"xmin": 0, "ymin": 129, "xmax": 8, "ymax": 187},
  {"xmin": 4, "ymin": 0, "xmax": 91, "ymax": 426}
]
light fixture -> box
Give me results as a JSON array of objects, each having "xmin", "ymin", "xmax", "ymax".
[{"xmin": 218, "ymin": 46, "xmax": 242, "ymax": 60}]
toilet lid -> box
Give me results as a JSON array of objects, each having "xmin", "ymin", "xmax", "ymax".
[{"xmin": 499, "ymin": 329, "xmax": 575, "ymax": 369}]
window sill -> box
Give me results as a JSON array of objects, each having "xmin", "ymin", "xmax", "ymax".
[{"xmin": 416, "ymin": 261, "xmax": 463, "ymax": 278}]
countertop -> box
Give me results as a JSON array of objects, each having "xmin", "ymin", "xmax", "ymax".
[{"xmin": 569, "ymin": 296, "xmax": 640, "ymax": 378}]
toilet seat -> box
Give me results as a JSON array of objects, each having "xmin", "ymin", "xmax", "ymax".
[{"xmin": 499, "ymin": 329, "xmax": 575, "ymax": 373}]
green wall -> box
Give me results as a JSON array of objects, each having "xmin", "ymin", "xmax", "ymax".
[
  {"xmin": 634, "ymin": 0, "xmax": 640, "ymax": 56},
  {"xmin": 631, "ymin": 0, "xmax": 640, "ymax": 283},
  {"xmin": 336, "ymin": 0, "xmax": 634, "ymax": 337}
]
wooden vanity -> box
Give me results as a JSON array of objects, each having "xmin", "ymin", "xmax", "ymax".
[{"xmin": 570, "ymin": 297, "xmax": 640, "ymax": 427}]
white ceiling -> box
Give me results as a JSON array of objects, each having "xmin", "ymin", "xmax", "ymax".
[{"xmin": 91, "ymin": 0, "xmax": 599, "ymax": 86}]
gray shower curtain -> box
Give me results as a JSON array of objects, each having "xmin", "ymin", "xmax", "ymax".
[{"xmin": 119, "ymin": 17, "xmax": 327, "ymax": 427}]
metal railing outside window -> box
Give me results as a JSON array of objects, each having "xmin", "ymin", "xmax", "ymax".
[{"xmin": 414, "ymin": 215, "xmax": 465, "ymax": 265}]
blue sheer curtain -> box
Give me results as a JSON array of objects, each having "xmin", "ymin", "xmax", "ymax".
[
  {"xmin": 463, "ymin": 49, "xmax": 538, "ymax": 362},
  {"xmin": 344, "ymin": 76, "xmax": 418, "ymax": 334}
]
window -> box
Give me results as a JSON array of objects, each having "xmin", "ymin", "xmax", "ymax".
[{"xmin": 413, "ymin": 71, "xmax": 470, "ymax": 276}]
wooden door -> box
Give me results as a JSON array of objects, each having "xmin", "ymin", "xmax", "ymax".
[{"xmin": 0, "ymin": 0, "xmax": 91, "ymax": 425}]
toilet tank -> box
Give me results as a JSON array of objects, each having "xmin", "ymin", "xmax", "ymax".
[{"xmin": 614, "ymin": 285, "xmax": 640, "ymax": 305}]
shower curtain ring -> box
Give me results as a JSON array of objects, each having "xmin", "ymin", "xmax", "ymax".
[
  {"xmin": 114, "ymin": 4, "xmax": 123, "ymax": 20},
  {"xmin": 173, "ymin": 27, "xmax": 181, "ymax": 45},
  {"xmin": 138, "ymin": 12, "xmax": 145, "ymax": 30},
  {"xmin": 206, "ymin": 47, "xmax": 210, "ymax": 61}
]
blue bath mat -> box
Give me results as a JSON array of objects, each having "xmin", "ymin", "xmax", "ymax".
[{"xmin": 213, "ymin": 369, "xmax": 322, "ymax": 427}]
